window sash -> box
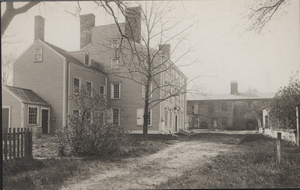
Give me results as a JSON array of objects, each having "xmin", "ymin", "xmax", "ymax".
[
  {"xmin": 100, "ymin": 85, "xmax": 105, "ymax": 95},
  {"xmin": 87, "ymin": 81, "xmax": 92, "ymax": 96},
  {"xmin": 112, "ymin": 83, "xmax": 120, "ymax": 99},
  {"xmin": 28, "ymin": 107, "xmax": 38, "ymax": 125},
  {"xmin": 111, "ymin": 58, "xmax": 118, "ymax": 68},
  {"xmin": 73, "ymin": 78, "xmax": 80, "ymax": 93},
  {"xmin": 112, "ymin": 108, "xmax": 119, "ymax": 125}
]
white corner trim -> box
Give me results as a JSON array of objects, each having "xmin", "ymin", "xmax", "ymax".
[
  {"xmin": 62, "ymin": 58, "xmax": 67, "ymax": 127},
  {"xmin": 2, "ymin": 105, "xmax": 11, "ymax": 128}
]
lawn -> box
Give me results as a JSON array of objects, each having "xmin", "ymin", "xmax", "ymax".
[
  {"xmin": 3, "ymin": 133, "xmax": 300, "ymax": 189},
  {"xmin": 2, "ymin": 134, "xmax": 177, "ymax": 190},
  {"xmin": 156, "ymin": 134, "xmax": 300, "ymax": 189}
]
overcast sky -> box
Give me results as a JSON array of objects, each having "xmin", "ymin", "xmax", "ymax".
[{"xmin": 2, "ymin": 0, "xmax": 299, "ymax": 94}]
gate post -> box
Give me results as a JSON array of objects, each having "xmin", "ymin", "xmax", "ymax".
[{"xmin": 276, "ymin": 132, "xmax": 282, "ymax": 166}]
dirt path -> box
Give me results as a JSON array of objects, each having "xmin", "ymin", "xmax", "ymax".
[{"xmin": 61, "ymin": 140, "xmax": 238, "ymax": 190}]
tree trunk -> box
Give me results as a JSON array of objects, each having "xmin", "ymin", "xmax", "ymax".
[{"xmin": 1, "ymin": 2, "xmax": 40, "ymax": 37}]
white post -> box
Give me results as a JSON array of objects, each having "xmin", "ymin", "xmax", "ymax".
[{"xmin": 296, "ymin": 105, "xmax": 300, "ymax": 146}]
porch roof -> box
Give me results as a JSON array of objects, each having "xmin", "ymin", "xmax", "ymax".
[{"xmin": 4, "ymin": 86, "xmax": 50, "ymax": 106}]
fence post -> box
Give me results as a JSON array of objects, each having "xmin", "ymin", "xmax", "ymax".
[
  {"xmin": 29, "ymin": 128, "xmax": 33, "ymax": 158},
  {"xmin": 276, "ymin": 132, "xmax": 282, "ymax": 167},
  {"xmin": 9, "ymin": 128, "xmax": 11, "ymax": 160},
  {"xmin": 21, "ymin": 128, "xmax": 24, "ymax": 158},
  {"xmin": 13, "ymin": 128, "xmax": 16, "ymax": 158},
  {"xmin": 25, "ymin": 128, "xmax": 28, "ymax": 157},
  {"xmin": 296, "ymin": 105, "xmax": 300, "ymax": 146},
  {"xmin": 4, "ymin": 128, "xmax": 8, "ymax": 160},
  {"xmin": 17, "ymin": 128, "xmax": 20, "ymax": 158}
]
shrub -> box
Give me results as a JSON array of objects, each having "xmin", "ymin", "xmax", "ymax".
[
  {"xmin": 269, "ymin": 75, "xmax": 300, "ymax": 129},
  {"xmin": 53, "ymin": 85, "xmax": 131, "ymax": 156}
]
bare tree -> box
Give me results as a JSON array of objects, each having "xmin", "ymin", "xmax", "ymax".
[
  {"xmin": 1, "ymin": 2, "xmax": 40, "ymax": 37},
  {"xmin": 98, "ymin": 1, "xmax": 199, "ymax": 139},
  {"xmin": 248, "ymin": 0, "xmax": 285, "ymax": 32},
  {"xmin": 1, "ymin": 50, "xmax": 17, "ymax": 85}
]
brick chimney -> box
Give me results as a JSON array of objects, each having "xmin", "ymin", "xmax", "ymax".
[
  {"xmin": 231, "ymin": 81, "xmax": 238, "ymax": 94},
  {"xmin": 125, "ymin": 7, "xmax": 141, "ymax": 43},
  {"xmin": 80, "ymin": 14, "xmax": 95, "ymax": 49},
  {"xmin": 159, "ymin": 44, "xmax": 171, "ymax": 58},
  {"xmin": 34, "ymin": 16, "xmax": 45, "ymax": 41}
]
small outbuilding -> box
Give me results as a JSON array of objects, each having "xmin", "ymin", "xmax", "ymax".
[{"xmin": 2, "ymin": 85, "xmax": 50, "ymax": 135}]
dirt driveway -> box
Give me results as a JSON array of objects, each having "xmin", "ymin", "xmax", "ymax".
[{"xmin": 61, "ymin": 134, "xmax": 243, "ymax": 190}]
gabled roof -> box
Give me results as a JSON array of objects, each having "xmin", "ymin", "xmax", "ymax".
[
  {"xmin": 39, "ymin": 40, "xmax": 107, "ymax": 76},
  {"xmin": 42, "ymin": 40, "xmax": 83, "ymax": 65},
  {"xmin": 187, "ymin": 92, "xmax": 276, "ymax": 101},
  {"xmin": 4, "ymin": 86, "xmax": 50, "ymax": 106}
]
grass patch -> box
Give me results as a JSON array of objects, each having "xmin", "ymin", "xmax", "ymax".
[
  {"xmin": 156, "ymin": 134, "xmax": 300, "ymax": 189},
  {"xmin": 3, "ymin": 134, "xmax": 174, "ymax": 190}
]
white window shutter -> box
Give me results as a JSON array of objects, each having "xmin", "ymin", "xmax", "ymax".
[{"xmin": 137, "ymin": 108, "xmax": 143, "ymax": 125}]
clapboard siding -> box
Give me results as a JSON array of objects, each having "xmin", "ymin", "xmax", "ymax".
[
  {"xmin": 13, "ymin": 40, "xmax": 64, "ymax": 134},
  {"xmin": 2, "ymin": 87, "xmax": 21, "ymax": 128},
  {"xmin": 68, "ymin": 62, "xmax": 107, "ymax": 112}
]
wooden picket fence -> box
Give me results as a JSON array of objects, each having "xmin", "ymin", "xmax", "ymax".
[{"xmin": 2, "ymin": 128, "xmax": 33, "ymax": 160}]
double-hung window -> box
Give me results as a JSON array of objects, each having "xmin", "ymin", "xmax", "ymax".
[
  {"xmin": 73, "ymin": 78, "xmax": 80, "ymax": 94},
  {"xmin": 111, "ymin": 58, "xmax": 118, "ymax": 69},
  {"xmin": 112, "ymin": 108, "xmax": 120, "ymax": 125},
  {"xmin": 111, "ymin": 83, "xmax": 121, "ymax": 99},
  {"xmin": 86, "ymin": 81, "xmax": 92, "ymax": 96},
  {"xmin": 136, "ymin": 108, "xmax": 152, "ymax": 126},
  {"xmin": 99, "ymin": 85, "xmax": 105, "ymax": 95},
  {"xmin": 221, "ymin": 102, "xmax": 227, "ymax": 111},
  {"xmin": 28, "ymin": 106, "xmax": 38, "ymax": 125}
]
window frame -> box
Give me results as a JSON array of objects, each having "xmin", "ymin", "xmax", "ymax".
[
  {"xmin": 99, "ymin": 85, "xmax": 106, "ymax": 96},
  {"xmin": 34, "ymin": 46, "xmax": 43, "ymax": 62},
  {"xmin": 86, "ymin": 81, "xmax": 93, "ymax": 97},
  {"xmin": 221, "ymin": 116, "xmax": 228, "ymax": 125},
  {"xmin": 221, "ymin": 101, "xmax": 227, "ymax": 111},
  {"xmin": 111, "ymin": 39, "xmax": 119, "ymax": 49},
  {"xmin": 111, "ymin": 82, "xmax": 121, "ymax": 99},
  {"xmin": 28, "ymin": 105, "xmax": 39, "ymax": 125},
  {"xmin": 208, "ymin": 102, "xmax": 214, "ymax": 112},
  {"xmin": 111, "ymin": 58, "xmax": 119, "ymax": 69},
  {"xmin": 112, "ymin": 108, "xmax": 120, "ymax": 125},
  {"xmin": 73, "ymin": 77, "xmax": 81, "ymax": 94}
]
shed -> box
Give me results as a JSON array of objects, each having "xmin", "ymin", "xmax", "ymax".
[{"xmin": 2, "ymin": 86, "xmax": 50, "ymax": 135}]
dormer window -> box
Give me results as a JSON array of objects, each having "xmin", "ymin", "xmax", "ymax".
[
  {"xmin": 34, "ymin": 46, "xmax": 43, "ymax": 62},
  {"xmin": 85, "ymin": 54, "xmax": 90, "ymax": 65}
]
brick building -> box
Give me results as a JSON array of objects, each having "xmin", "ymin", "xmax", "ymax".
[{"xmin": 187, "ymin": 82, "xmax": 275, "ymax": 130}]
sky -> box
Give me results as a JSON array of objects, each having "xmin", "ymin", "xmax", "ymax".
[{"xmin": 2, "ymin": 0, "xmax": 299, "ymax": 94}]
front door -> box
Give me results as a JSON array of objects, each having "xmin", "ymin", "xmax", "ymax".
[
  {"xmin": 2, "ymin": 108, "xmax": 9, "ymax": 130},
  {"xmin": 42, "ymin": 110, "xmax": 48, "ymax": 134}
]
